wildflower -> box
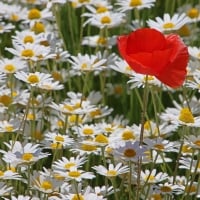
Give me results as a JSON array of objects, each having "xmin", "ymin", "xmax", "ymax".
[
  {"xmin": 185, "ymin": 135, "xmax": 200, "ymax": 149},
  {"xmin": 116, "ymin": 0, "xmax": 156, "ymax": 12},
  {"xmin": 52, "ymin": 155, "xmax": 87, "ymax": 171},
  {"xmin": 117, "ymin": 28, "xmax": 189, "ymax": 88},
  {"xmin": 188, "ymin": 46, "xmax": 200, "ymax": 60},
  {"xmin": 0, "ymin": 57, "xmax": 27, "ymax": 74},
  {"xmin": 113, "ymin": 141, "xmax": 146, "ymax": 162},
  {"xmin": 157, "ymin": 182, "xmax": 184, "ymax": 195},
  {"xmin": 0, "ymin": 22, "xmax": 15, "ymax": 33},
  {"xmin": 140, "ymin": 169, "xmax": 168, "ymax": 184},
  {"xmin": 83, "ymin": 11, "xmax": 125, "ymax": 29},
  {"xmin": 92, "ymin": 163, "xmax": 129, "ymax": 177},
  {"xmin": 179, "ymin": 157, "xmax": 200, "ymax": 173},
  {"xmin": 0, "ymin": 182, "xmax": 13, "ymax": 196},
  {"xmin": 147, "ymin": 13, "xmax": 190, "ymax": 33},
  {"xmin": 0, "ymin": 169, "xmax": 22, "ymax": 181},
  {"xmin": 54, "ymin": 166, "xmax": 95, "ymax": 182}
]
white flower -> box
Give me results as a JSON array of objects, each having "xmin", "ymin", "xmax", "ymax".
[
  {"xmin": 92, "ymin": 163, "xmax": 129, "ymax": 177},
  {"xmin": 147, "ymin": 13, "xmax": 190, "ymax": 32}
]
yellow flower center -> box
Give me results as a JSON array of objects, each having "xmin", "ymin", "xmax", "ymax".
[
  {"xmin": 31, "ymin": 22, "xmax": 45, "ymax": 34},
  {"xmin": 101, "ymin": 16, "xmax": 111, "ymax": 24},
  {"xmin": 81, "ymin": 143, "xmax": 97, "ymax": 151},
  {"xmin": 28, "ymin": 8, "xmax": 41, "ymax": 20},
  {"xmin": 90, "ymin": 109, "xmax": 101, "ymax": 117},
  {"xmin": 24, "ymin": 35, "xmax": 34, "ymax": 44},
  {"xmin": 5, "ymin": 125, "xmax": 14, "ymax": 132},
  {"xmin": 185, "ymin": 185, "xmax": 197, "ymax": 193},
  {"xmin": 10, "ymin": 14, "xmax": 19, "ymax": 21},
  {"xmin": 33, "ymin": 131, "xmax": 43, "ymax": 140},
  {"xmin": 79, "ymin": 0, "xmax": 90, "ymax": 3},
  {"xmin": 150, "ymin": 194, "xmax": 162, "ymax": 200},
  {"xmin": 50, "ymin": 143, "xmax": 62, "ymax": 149},
  {"xmin": 114, "ymin": 85, "xmax": 123, "ymax": 95},
  {"xmin": 27, "ymin": 74, "xmax": 40, "ymax": 84},
  {"xmin": 83, "ymin": 128, "xmax": 94, "ymax": 135},
  {"xmin": 97, "ymin": 37, "xmax": 107, "ymax": 45},
  {"xmin": 193, "ymin": 140, "xmax": 200, "ymax": 147},
  {"xmin": 55, "ymin": 135, "xmax": 64, "ymax": 142},
  {"xmin": 26, "ymin": 0, "xmax": 36, "ymax": 3},
  {"xmin": 179, "ymin": 107, "xmax": 194, "ymax": 123},
  {"xmin": 163, "ymin": 22, "xmax": 175, "ymax": 29},
  {"xmin": 177, "ymin": 25, "xmax": 190, "ymax": 37},
  {"xmin": 4, "ymin": 64, "xmax": 16, "ymax": 73},
  {"xmin": 52, "ymin": 71, "xmax": 62, "ymax": 81},
  {"xmin": 68, "ymin": 171, "xmax": 81, "ymax": 177},
  {"xmin": 27, "ymin": 113, "xmax": 35, "ymax": 120},
  {"xmin": 145, "ymin": 175, "xmax": 155, "ymax": 182},
  {"xmin": 0, "ymin": 171, "xmax": 4, "ymax": 176},
  {"xmin": 187, "ymin": 8, "xmax": 199, "ymax": 18},
  {"xmin": 81, "ymin": 63, "xmax": 88, "ymax": 69},
  {"xmin": 0, "ymin": 95, "xmax": 12, "ymax": 106},
  {"xmin": 57, "ymin": 120, "xmax": 64, "ymax": 128},
  {"xmin": 124, "ymin": 148, "xmax": 136, "ymax": 157},
  {"xmin": 40, "ymin": 40, "xmax": 49, "ymax": 46},
  {"xmin": 69, "ymin": 115, "xmax": 82, "ymax": 124},
  {"xmin": 144, "ymin": 120, "xmax": 151, "ymax": 130},
  {"xmin": 122, "ymin": 130, "xmax": 135, "ymax": 140},
  {"xmin": 95, "ymin": 134, "xmax": 109, "ymax": 144},
  {"xmin": 181, "ymin": 145, "xmax": 193, "ymax": 153},
  {"xmin": 154, "ymin": 144, "xmax": 164, "ymax": 151},
  {"xmin": 72, "ymin": 194, "xmax": 84, "ymax": 200},
  {"xmin": 160, "ymin": 186, "xmax": 172, "ymax": 193},
  {"xmin": 129, "ymin": 0, "xmax": 142, "ymax": 7},
  {"xmin": 65, "ymin": 162, "xmax": 76, "ymax": 170},
  {"xmin": 21, "ymin": 49, "xmax": 34, "ymax": 58},
  {"xmin": 106, "ymin": 170, "xmax": 117, "ymax": 176},
  {"xmin": 22, "ymin": 153, "xmax": 33, "ymax": 161},
  {"xmin": 96, "ymin": 6, "xmax": 108, "ymax": 13},
  {"xmin": 41, "ymin": 181, "xmax": 52, "ymax": 190}
]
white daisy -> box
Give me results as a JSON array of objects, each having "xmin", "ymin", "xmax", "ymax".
[
  {"xmin": 116, "ymin": 0, "xmax": 156, "ymax": 12},
  {"xmin": 147, "ymin": 13, "xmax": 190, "ymax": 32},
  {"xmin": 188, "ymin": 46, "xmax": 200, "ymax": 60}
]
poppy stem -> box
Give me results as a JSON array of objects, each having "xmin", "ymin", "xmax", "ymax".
[{"xmin": 136, "ymin": 75, "xmax": 149, "ymax": 200}]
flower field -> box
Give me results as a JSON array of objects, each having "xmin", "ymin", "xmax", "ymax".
[{"xmin": 0, "ymin": 0, "xmax": 200, "ymax": 199}]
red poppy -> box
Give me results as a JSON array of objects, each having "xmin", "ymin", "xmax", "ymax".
[{"xmin": 117, "ymin": 28, "xmax": 189, "ymax": 88}]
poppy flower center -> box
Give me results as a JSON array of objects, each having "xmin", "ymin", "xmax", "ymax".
[
  {"xmin": 68, "ymin": 170, "xmax": 81, "ymax": 177},
  {"xmin": 193, "ymin": 140, "xmax": 200, "ymax": 147},
  {"xmin": 72, "ymin": 194, "xmax": 84, "ymax": 200},
  {"xmin": 179, "ymin": 107, "xmax": 194, "ymax": 123},
  {"xmin": 106, "ymin": 170, "xmax": 117, "ymax": 176},
  {"xmin": 96, "ymin": 6, "xmax": 108, "ymax": 13},
  {"xmin": 65, "ymin": 162, "xmax": 76, "ymax": 169},
  {"xmin": 0, "ymin": 95, "xmax": 12, "ymax": 106},
  {"xmin": 95, "ymin": 134, "xmax": 109, "ymax": 144},
  {"xmin": 27, "ymin": 74, "xmax": 40, "ymax": 84},
  {"xmin": 21, "ymin": 49, "xmax": 34, "ymax": 58},
  {"xmin": 4, "ymin": 64, "xmax": 16, "ymax": 73},
  {"xmin": 83, "ymin": 128, "xmax": 94, "ymax": 135},
  {"xmin": 122, "ymin": 130, "xmax": 135, "ymax": 140},
  {"xmin": 28, "ymin": 8, "xmax": 41, "ymax": 19},
  {"xmin": 41, "ymin": 181, "xmax": 52, "ymax": 190},
  {"xmin": 24, "ymin": 35, "xmax": 34, "ymax": 44},
  {"xmin": 101, "ymin": 16, "xmax": 111, "ymax": 24},
  {"xmin": 124, "ymin": 148, "xmax": 136, "ymax": 157},
  {"xmin": 55, "ymin": 135, "xmax": 64, "ymax": 142},
  {"xmin": 129, "ymin": 0, "xmax": 142, "ymax": 7},
  {"xmin": 163, "ymin": 22, "xmax": 175, "ymax": 29},
  {"xmin": 31, "ymin": 22, "xmax": 45, "ymax": 34},
  {"xmin": 81, "ymin": 143, "xmax": 97, "ymax": 151},
  {"xmin": 22, "ymin": 153, "xmax": 33, "ymax": 161},
  {"xmin": 187, "ymin": 8, "xmax": 199, "ymax": 18},
  {"xmin": 160, "ymin": 186, "xmax": 172, "ymax": 193}
]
